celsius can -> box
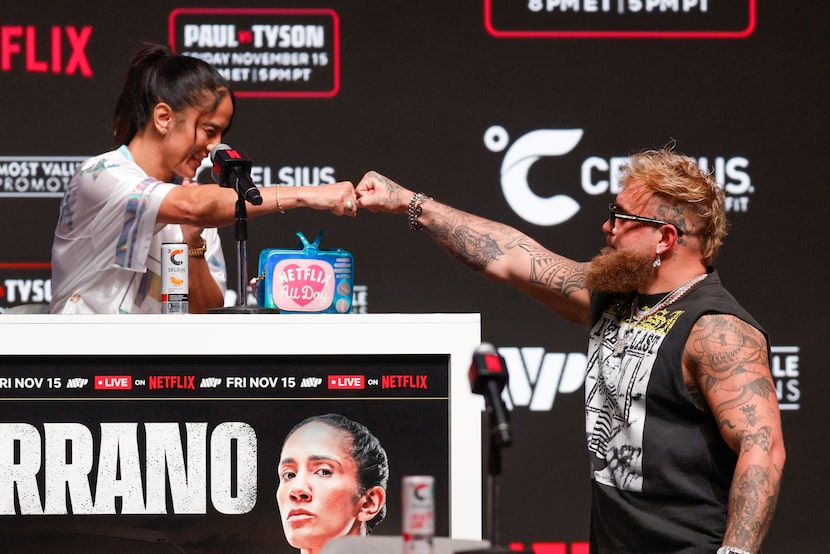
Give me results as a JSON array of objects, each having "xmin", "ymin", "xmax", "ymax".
[
  {"xmin": 161, "ymin": 243, "xmax": 188, "ymax": 314},
  {"xmin": 402, "ymin": 475, "xmax": 435, "ymax": 554}
]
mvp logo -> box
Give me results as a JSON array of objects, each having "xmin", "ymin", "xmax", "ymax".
[{"xmin": 499, "ymin": 347, "xmax": 586, "ymax": 411}]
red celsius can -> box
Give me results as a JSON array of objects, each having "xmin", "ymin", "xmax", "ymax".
[
  {"xmin": 161, "ymin": 243, "xmax": 188, "ymax": 314},
  {"xmin": 402, "ymin": 475, "xmax": 434, "ymax": 554}
]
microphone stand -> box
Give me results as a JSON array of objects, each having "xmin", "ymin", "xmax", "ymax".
[
  {"xmin": 207, "ymin": 178, "xmax": 279, "ymax": 314},
  {"xmin": 485, "ymin": 408, "xmax": 508, "ymax": 551},
  {"xmin": 458, "ymin": 407, "xmax": 531, "ymax": 554}
]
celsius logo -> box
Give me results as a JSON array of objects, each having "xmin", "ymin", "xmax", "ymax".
[
  {"xmin": 169, "ymin": 249, "xmax": 185, "ymax": 266},
  {"xmin": 196, "ymin": 158, "xmax": 336, "ymax": 187},
  {"xmin": 413, "ymin": 483, "xmax": 430, "ymax": 500},
  {"xmin": 484, "ymin": 126, "xmax": 754, "ymax": 226},
  {"xmin": 484, "ymin": 126, "xmax": 583, "ymax": 226}
]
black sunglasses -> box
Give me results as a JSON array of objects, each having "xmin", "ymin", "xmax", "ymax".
[{"xmin": 608, "ymin": 203, "xmax": 684, "ymax": 236}]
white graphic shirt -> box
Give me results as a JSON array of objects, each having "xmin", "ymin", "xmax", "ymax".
[{"xmin": 51, "ymin": 146, "xmax": 226, "ymax": 314}]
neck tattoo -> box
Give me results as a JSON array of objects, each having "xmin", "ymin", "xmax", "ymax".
[{"xmin": 613, "ymin": 273, "xmax": 708, "ymax": 356}]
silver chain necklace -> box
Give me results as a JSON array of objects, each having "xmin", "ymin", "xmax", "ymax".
[
  {"xmin": 630, "ymin": 273, "xmax": 709, "ymax": 323},
  {"xmin": 613, "ymin": 273, "xmax": 708, "ymax": 356}
]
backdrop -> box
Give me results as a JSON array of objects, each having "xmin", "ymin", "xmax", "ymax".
[{"xmin": 1, "ymin": 1, "xmax": 826, "ymax": 551}]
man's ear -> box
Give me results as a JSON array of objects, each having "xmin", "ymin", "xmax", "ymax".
[
  {"xmin": 153, "ymin": 102, "xmax": 174, "ymax": 136},
  {"xmin": 357, "ymin": 486, "xmax": 386, "ymax": 522},
  {"xmin": 658, "ymin": 223, "xmax": 681, "ymax": 251}
]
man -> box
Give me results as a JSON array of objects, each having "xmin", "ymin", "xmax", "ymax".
[{"xmin": 354, "ymin": 148, "xmax": 785, "ymax": 554}]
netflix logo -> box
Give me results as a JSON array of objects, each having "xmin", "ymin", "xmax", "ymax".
[
  {"xmin": 148, "ymin": 375, "xmax": 196, "ymax": 390},
  {"xmin": 0, "ymin": 25, "xmax": 93, "ymax": 77},
  {"xmin": 381, "ymin": 375, "xmax": 428, "ymax": 389},
  {"xmin": 327, "ymin": 375, "xmax": 364, "ymax": 390},
  {"xmin": 94, "ymin": 375, "xmax": 132, "ymax": 390}
]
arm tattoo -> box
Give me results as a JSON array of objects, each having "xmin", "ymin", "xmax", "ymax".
[
  {"xmin": 375, "ymin": 174, "xmax": 406, "ymax": 208},
  {"xmin": 425, "ymin": 205, "xmax": 586, "ymax": 297},
  {"xmin": 739, "ymin": 404, "xmax": 761, "ymax": 427},
  {"xmin": 726, "ymin": 464, "xmax": 780, "ymax": 550},
  {"xmin": 449, "ymin": 225, "xmax": 504, "ymax": 271},
  {"xmin": 689, "ymin": 314, "xmax": 775, "ymax": 428},
  {"xmin": 427, "ymin": 209, "xmax": 514, "ymax": 271},
  {"xmin": 520, "ymin": 242, "xmax": 586, "ymax": 297},
  {"xmin": 737, "ymin": 426, "xmax": 771, "ymax": 454},
  {"xmin": 423, "ymin": 205, "xmax": 504, "ymax": 270},
  {"xmin": 689, "ymin": 315, "xmax": 783, "ymax": 550}
]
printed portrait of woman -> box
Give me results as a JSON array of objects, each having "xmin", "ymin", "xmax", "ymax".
[{"xmin": 276, "ymin": 413, "xmax": 389, "ymax": 554}]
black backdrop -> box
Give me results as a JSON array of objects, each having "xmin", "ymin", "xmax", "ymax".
[{"xmin": 0, "ymin": 1, "xmax": 826, "ymax": 551}]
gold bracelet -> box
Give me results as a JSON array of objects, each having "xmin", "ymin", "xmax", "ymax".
[
  {"xmin": 188, "ymin": 240, "xmax": 207, "ymax": 258},
  {"xmin": 276, "ymin": 184, "xmax": 285, "ymax": 214}
]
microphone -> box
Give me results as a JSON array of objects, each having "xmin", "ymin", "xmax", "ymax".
[
  {"xmin": 209, "ymin": 144, "xmax": 263, "ymax": 205},
  {"xmin": 468, "ymin": 342, "xmax": 512, "ymax": 447}
]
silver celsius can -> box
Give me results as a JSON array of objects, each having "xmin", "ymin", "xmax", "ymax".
[
  {"xmin": 161, "ymin": 243, "xmax": 188, "ymax": 314},
  {"xmin": 402, "ymin": 475, "xmax": 435, "ymax": 554}
]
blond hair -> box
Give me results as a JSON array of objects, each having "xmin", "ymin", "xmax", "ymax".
[{"xmin": 621, "ymin": 148, "xmax": 727, "ymax": 266}]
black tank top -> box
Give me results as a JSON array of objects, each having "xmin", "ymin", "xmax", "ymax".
[{"xmin": 585, "ymin": 270, "xmax": 767, "ymax": 553}]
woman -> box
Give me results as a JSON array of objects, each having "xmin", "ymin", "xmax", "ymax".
[
  {"xmin": 277, "ymin": 413, "xmax": 389, "ymax": 554},
  {"xmin": 51, "ymin": 43, "xmax": 357, "ymax": 314}
]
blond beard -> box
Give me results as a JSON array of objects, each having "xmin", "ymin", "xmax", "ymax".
[{"xmin": 584, "ymin": 247, "xmax": 656, "ymax": 293}]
